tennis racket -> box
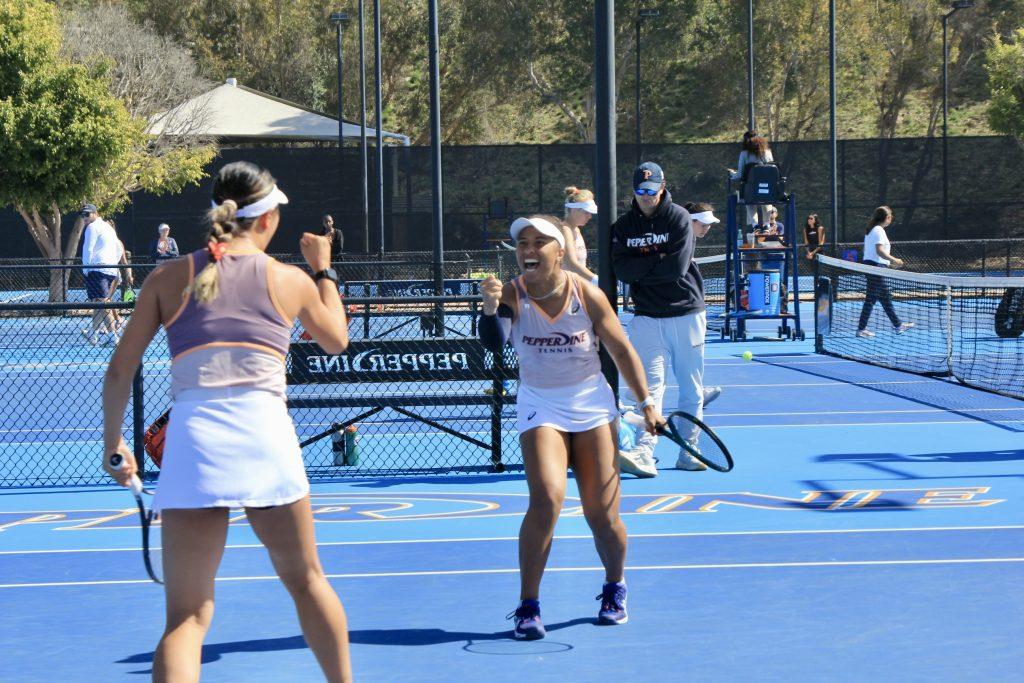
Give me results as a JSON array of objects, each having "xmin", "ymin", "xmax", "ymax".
[
  {"xmin": 500, "ymin": 241, "xmax": 516, "ymax": 251},
  {"xmin": 143, "ymin": 409, "xmax": 170, "ymax": 468},
  {"xmin": 624, "ymin": 410, "xmax": 734, "ymax": 472},
  {"xmin": 109, "ymin": 453, "xmax": 163, "ymax": 584},
  {"xmin": 994, "ymin": 288, "xmax": 1024, "ymax": 339}
]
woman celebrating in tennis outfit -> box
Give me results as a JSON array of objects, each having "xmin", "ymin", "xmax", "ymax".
[
  {"xmin": 479, "ymin": 215, "xmax": 662, "ymax": 640},
  {"xmin": 102, "ymin": 162, "xmax": 353, "ymax": 682},
  {"xmin": 857, "ymin": 205, "xmax": 914, "ymax": 338}
]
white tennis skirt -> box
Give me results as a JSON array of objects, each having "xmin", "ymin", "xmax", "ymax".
[
  {"xmin": 152, "ymin": 387, "xmax": 309, "ymax": 513},
  {"xmin": 515, "ymin": 372, "xmax": 618, "ymax": 435}
]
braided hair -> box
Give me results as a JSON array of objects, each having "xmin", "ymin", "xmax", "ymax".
[{"xmin": 186, "ymin": 162, "xmax": 276, "ymax": 303}]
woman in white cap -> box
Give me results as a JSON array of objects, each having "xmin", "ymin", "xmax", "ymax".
[
  {"xmin": 101, "ymin": 161, "xmax": 353, "ymax": 681},
  {"xmin": 150, "ymin": 223, "xmax": 180, "ymax": 262},
  {"xmin": 683, "ymin": 202, "xmax": 724, "ymax": 408},
  {"xmin": 560, "ymin": 186, "xmax": 599, "ymax": 283},
  {"xmin": 479, "ymin": 214, "xmax": 662, "ymax": 640}
]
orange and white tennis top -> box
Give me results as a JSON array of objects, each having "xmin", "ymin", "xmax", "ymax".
[{"xmin": 165, "ymin": 250, "xmax": 292, "ymax": 399}]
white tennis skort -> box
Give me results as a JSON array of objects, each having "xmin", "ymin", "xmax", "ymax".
[
  {"xmin": 152, "ymin": 387, "xmax": 309, "ymax": 512},
  {"xmin": 515, "ymin": 372, "xmax": 618, "ymax": 435}
]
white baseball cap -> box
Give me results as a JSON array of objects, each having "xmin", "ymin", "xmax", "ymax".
[{"xmin": 510, "ymin": 216, "xmax": 565, "ymax": 248}]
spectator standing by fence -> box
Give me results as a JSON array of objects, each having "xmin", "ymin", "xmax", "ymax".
[
  {"xmin": 322, "ymin": 215, "xmax": 344, "ymax": 260},
  {"xmin": 151, "ymin": 224, "xmax": 180, "ymax": 262},
  {"xmin": 80, "ymin": 204, "xmax": 121, "ymax": 346},
  {"xmin": 804, "ymin": 213, "xmax": 826, "ymax": 261}
]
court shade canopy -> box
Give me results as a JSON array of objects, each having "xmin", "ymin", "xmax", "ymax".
[{"xmin": 148, "ymin": 78, "xmax": 409, "ymax": 145}]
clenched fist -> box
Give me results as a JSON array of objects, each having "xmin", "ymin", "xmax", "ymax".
[{"xmin": 480, "ymin": 275, "xmax": 503, "ymax": 315}]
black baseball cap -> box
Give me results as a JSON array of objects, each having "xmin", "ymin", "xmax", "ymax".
[
  {"xmin": 633, "ymin": 162, "xmax": 665, "ymax": 192},
  {"xmin": 80, "ymin": 203, "xmax": 98, "ymax": 216}
]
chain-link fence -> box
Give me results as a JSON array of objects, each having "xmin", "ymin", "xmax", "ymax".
[
  {"xmin": 3, "ymin": 137, "xmax": 1022, "ymax": 260},
  {"xmin": 0, "ymin": 295, "xmax": 525, "ymax": 487},
  {"xmin": 831, "ymin": 239, "xmax": 1024, "ymax": 276}
]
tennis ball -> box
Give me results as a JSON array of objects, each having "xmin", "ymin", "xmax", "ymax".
[{"xmin": 742, "ymin": 350, "xmax": 754, "ymax": 361}]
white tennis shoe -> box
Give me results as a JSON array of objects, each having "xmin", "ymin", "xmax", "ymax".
[
  {"xmin": 702, "ymin": 386, "xmax": 722, "ymax": 406},
  {"xmin": 617, "ymin": 444, "xmax": 658, "ymax": 478}
]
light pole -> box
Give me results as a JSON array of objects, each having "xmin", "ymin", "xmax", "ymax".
[
  {"xmin": 942, "ymin": 0, "xmax": 974, "ymax": 236},
  {"xmin": 595, "ymin": 0, "xmax": 617, "ymax": 394},
  {"xmin": 828, "ymin": 0, "xmax": 837, "ymax": 252},
  {"xmin": 357, "ymin": 0, "xmax": 369, "ymax": 254},
  {"xmin": 427, "ymin": 0, "xmax": 444, "ymax": 302},
  {"xmin": 747, "ymin": 0, "xmax": 755, "ymax": 131},
  {"xmin": 635, "ymin": 8, "xmax": 659, "ymax": 166},
  {"xmin": 373, "ymin": 0, "xmax": 385, "ymax": 257},
  {"xmin": 329, "ymin": 13, "xmax": 349, "ymax": 150}
]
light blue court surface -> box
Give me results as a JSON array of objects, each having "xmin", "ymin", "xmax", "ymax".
[{"xmin": 3, "ymin": 330, "xmax": 1024, "ymax": 681}]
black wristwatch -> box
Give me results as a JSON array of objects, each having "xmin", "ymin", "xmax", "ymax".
[{"xmin": 313, "ymin": 268, "xmax": 339, "ymax": 284}]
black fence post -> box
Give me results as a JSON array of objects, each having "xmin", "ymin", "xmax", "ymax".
[{"xmin": 132, "ymin": 364, "xmax": 146, "ymax": 478}]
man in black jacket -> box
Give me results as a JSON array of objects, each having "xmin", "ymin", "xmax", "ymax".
[{"xmin": 612, "ymin": 162, "xmax": 709, "ymax": 477}]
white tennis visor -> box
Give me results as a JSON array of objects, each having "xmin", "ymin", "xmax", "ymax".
[
  {"xmin": 691, "ymin": 210, "xmax": 720, "ymax": 225},
  {"xmin": 564, "ymin": 200, "xmax": 598, "ymax": 214},
  {"xmin": 510, "ymin": 216, "xmax": 565, "ymax": 248},
  {"xmin": 211, "ymin": 185, "xmax": 289, "ymax": 219}
]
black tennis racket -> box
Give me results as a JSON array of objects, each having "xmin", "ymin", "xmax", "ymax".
[
  {"xmin": 623, "ymin": 410, "xmax": 733, "ymax": 472},
  {"xmin": 994, "ymin": 288, "xmax": 1024, "ymax": 339},
  {"xmin": 109, "ymin": 453, "xmax": 163, "ymax": 584}
]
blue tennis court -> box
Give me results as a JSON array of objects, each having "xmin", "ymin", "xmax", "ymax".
[{"xmin": 3, "ymin": 326, "xmax": 1023, "ymax": 681}]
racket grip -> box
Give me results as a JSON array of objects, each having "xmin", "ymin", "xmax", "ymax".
[
  {"xmin": 128, "ymin": 474, "xmax": 144, "ymax": 497},
  {"xmin": 110, "ymin": 453, "xmax": 144, "ymax": 495}
]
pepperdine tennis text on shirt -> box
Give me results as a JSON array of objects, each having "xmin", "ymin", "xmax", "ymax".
[
  {"xmin": 626, "ymin": 233, "xmax": 670, "ymax": 249},
  {"xmin": 519, "ymin": 332, "xmax": 588, "ymax": 349}
]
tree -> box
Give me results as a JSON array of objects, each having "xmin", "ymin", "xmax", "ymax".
[
  {"xmin": 986, "ymin": 28, "xmax": 1024, "ymax": 142},
  {"xmin": 0, "ymin": 0, "xmax": 133, "ymax": 300},
  {"xmin": 60, "ymin": 4, "xmax": 216, "ymax": 215},
  {"xmin": 0, "ymin": 0, "xmax": 216, "ymax": 301}
]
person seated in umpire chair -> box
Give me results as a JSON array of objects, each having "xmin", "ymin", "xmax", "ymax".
[
  {"xmin": 728, "ymin": 131, "xmax": 775, "ymax": 230},
  {"xmin": 754, "ymin": 205, "xmax": 788, "ymax": 313}
]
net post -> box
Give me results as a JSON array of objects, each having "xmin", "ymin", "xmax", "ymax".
[
  {"xmin": 131, "ymin": 364, "xmax": 146, "ymax": 478},
  {"xmin": 814, "ymin": 254, "xmax": 821, "ymax": 351},
  {"xmin": 944, "ymin": 284, "xmax": 953, "ymax": 378}
]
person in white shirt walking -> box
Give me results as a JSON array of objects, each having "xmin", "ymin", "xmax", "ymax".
[
  {"xmin": 857, "ymin": 205, "xmax": 915, "ymax": 338},
  {"xmin": 80, "ymin": 203, "xmax": 121, "ymax": 346}
]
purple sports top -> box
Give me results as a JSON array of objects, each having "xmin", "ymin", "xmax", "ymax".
[{"xmin": 165, "ymin": 250, "xmax": 292, "ymax": 398}]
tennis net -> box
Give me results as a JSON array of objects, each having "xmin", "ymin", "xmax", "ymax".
[{"xmin": 815, "ymin": 255, "xmax": 1024, "ymax": 400}]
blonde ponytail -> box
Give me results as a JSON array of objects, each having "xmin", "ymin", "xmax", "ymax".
[{"xmin": 186, "ymin": 200, "xmax": 238, "ymax": 304}]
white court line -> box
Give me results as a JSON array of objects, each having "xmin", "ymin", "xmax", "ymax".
[
  {"xmin": 5, "ymin": 524, "xmax": 1023, "ymax": 556},
  {"xmin": 4, "ymin": 557, "xmax": 1024, "ymax": 589},
  {"xmin": 706, "ymin": 407, "xmax": 1024, "ymax": 418},
  {"xmin": 715, "ymin": 420, "xmax": 1015, "ymax": 429},
  {"xmin": 633, "ymin": 380, "xmax": 935, "ymax": 391}
]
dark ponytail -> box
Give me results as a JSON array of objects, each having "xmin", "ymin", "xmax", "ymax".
[{"xmin": 865, "ymin": 205, "xmax": 893, "ymax": 236}]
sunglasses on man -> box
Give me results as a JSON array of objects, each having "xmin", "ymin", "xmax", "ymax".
[{"xmin": 634, "ymin": 188, "xmax": 659, "ymax": 196}]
